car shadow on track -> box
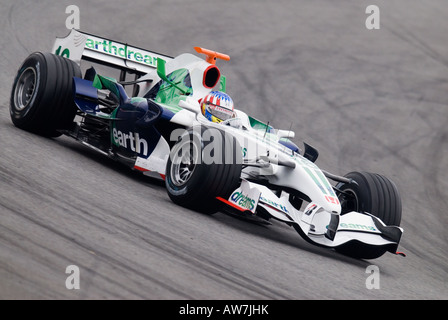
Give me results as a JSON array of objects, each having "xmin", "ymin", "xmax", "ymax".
[
  {"xmin": 50, "ymin": 133, "xmax": 372, "ymax": 268},
  {"xmin": 213, "ymin": 209, "xmax": 373, "ymax": 268}
]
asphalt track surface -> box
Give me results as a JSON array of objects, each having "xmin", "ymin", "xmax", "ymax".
[{"xmin": 1, "ymin": 0, "xmax": 447, "ymax": 300}]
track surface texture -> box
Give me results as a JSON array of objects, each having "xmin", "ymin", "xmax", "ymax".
[{"xmin": 1, "ymin": 0, "xmax": 447, "ymax": 300}]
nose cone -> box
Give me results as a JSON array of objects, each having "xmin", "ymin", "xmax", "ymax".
[
  {"xmin": 320, "ymin": 194, "xmax": 341, "ymax": 215},
  {"xmin": 288, "ymin": 155, "xmax": 342, "ymax": 215}
]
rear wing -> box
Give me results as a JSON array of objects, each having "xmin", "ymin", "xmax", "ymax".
[{"xmin": 52, "ymin": 29, "xmax": 173, "ymax": 77}]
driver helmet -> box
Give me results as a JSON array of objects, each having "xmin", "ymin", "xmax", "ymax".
[{"xmin": 200, "ymin": 91, "xmax": 235, "ymax": 123}]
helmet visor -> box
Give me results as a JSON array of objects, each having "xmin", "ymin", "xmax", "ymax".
[{"xmin": 207, "ymin": 104, "xmax": 235, "ymax": 121}]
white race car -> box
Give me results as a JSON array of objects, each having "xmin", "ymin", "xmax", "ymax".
[{"xmin": 10, "ymin": 30, "xmax": 404, "ymax": 259}]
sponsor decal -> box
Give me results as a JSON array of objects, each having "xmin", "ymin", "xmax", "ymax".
[
  {"xmin": 85, "ymin": 38, "xmax": 158, "ymax": 67},
  {"xmin": 53, "ymin": 30, "xmax": 167, "ymax": 68},
  {"xmin": 230, "ymin": 191, "xmax": 256, "ymax": 211},
  {"xmin": 325, "ymin": 195, "xmax": 340, "ymax": 205},
  {"xmin": 259, "ymin": 196, "xmax": 289, "ymax": 214},
  {"xmin": 113, "ymin": 128, "xmax": 148, "ymax": 156},
  {"xmin": 305, "ymin": 203, "xmax": 317, "ymax": 215},
  {"xmin": 339, "ymin": 223, "xmax": 377, "ymax": 232}
]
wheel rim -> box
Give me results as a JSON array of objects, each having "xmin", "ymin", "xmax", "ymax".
[
  {"xmin": 340, "ymin": 188, "xmax": 359, "ymax": 214},
  {"xmin": 170, "ymin": 141, "xmax": 199, "ymax": 187},
  {"xmin": 14, "ymin": 67, "xmax": 37, "ymax": 111}
]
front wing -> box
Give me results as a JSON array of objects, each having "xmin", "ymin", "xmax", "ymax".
[{"xmin": 219, "ymin": 180, "xmax": 403, "ymax": 255}]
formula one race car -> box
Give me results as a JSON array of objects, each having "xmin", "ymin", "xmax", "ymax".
[{"xmin": 10, "ymin": 30, "xmax": 404, "ymax": 259}]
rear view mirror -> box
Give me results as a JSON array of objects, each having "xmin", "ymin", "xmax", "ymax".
[
  {"xmin": 303, "ymin": 142, "xmax": 319, "ymax": 163},
  {"xmin": 277, "ymin": 129, "xmax": 295, "ymax": 139}
]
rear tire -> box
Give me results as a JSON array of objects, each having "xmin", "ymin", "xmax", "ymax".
[
  {"xmin": 334, "ymin": 171, "xmax": 402, "ymax": 259},
  {"xmin": 10, "ymin": 52, "xmax": 82, "ymax": 137},
  {"xmin": 165, "ymin": 126, "xmax": 242, "ymax": 214}
]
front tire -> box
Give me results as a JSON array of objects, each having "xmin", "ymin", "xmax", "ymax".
[
  {"xmin": 334, "ymin": 171, "xmax": 402, "ymax": 259},
  {"xmin": 165, "ymin": 126, "xmax": 242, "ymax": 214},
  {"xmin": 10, "ymin": 52, "xmax": 82, "ymax": 137}
]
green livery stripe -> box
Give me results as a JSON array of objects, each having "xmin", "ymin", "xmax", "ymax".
[
  {"xmin": 303, "ymin": 167, "xmax": 327, "ymax": 195},
  {"xmin": 315, "ymin": 169, "xmax": 335, "ymax": 196},
  {"xmin": 219, "ymin": 75, "xmax": 227, "ymax": 92},
  {"xmin": 93, "ymin": 74, "xmax": 120, "ymax": 98},
  {"xmin": 248, "ymin": 116, "xmax": 273, "ymax": 132}
]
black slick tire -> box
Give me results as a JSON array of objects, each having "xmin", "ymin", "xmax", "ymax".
[{"xmin": 10, "ymin": 52, "xmax": 82, "ymax": 137}]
